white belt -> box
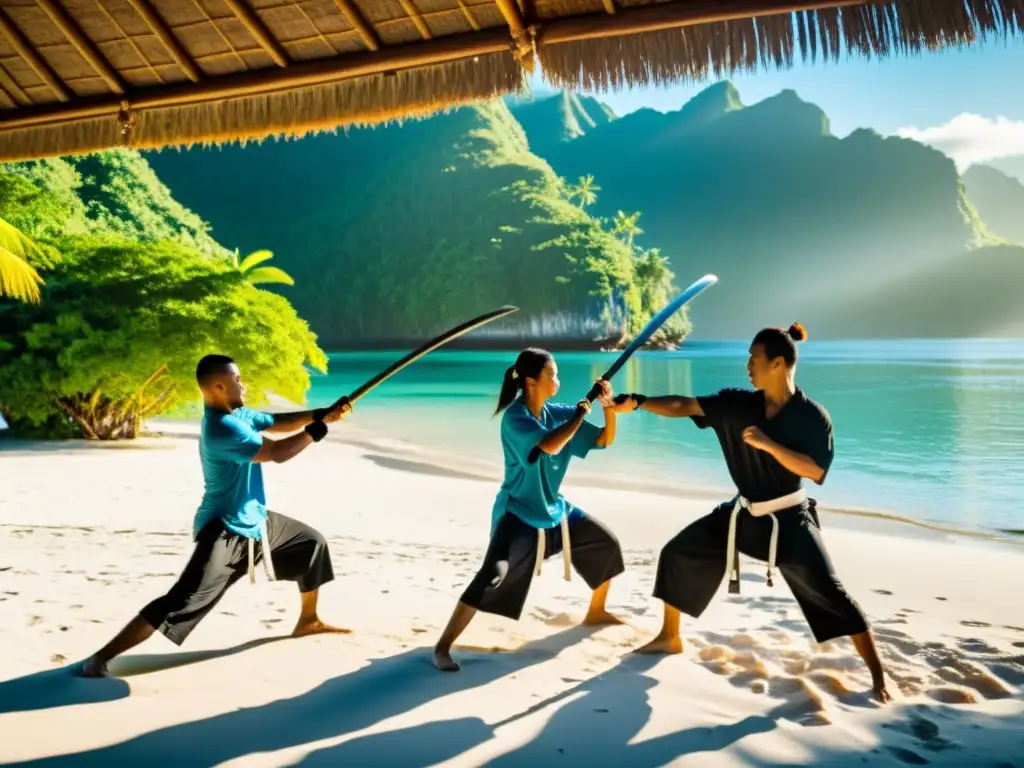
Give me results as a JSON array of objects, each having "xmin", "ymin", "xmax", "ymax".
[
  {"xmin": 247, "ymin": 520, "xmax": 277, "ymax": 585},
  {"xmin": 534, "ymin": 515, "xmax": 573, "ymax": 581},
  {"xmin": 726, "ymin": 488, "xmax": 807, "ymax": 594}
]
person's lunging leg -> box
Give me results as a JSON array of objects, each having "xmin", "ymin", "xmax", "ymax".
[
  {"xmin": 634, "ymin": 507, "xmax": 729, "ymax": 654},
  {"xmin": 564, "ymin": 513, "xmax": 627, "ymax": 626},
  {"xmin": 79, "ymin": 615, "xmax": 157, "ymax": 677},
  {"xmin": 262, "ymin": 511, "xmax": 347, "ymax": 637},
  {"xmin": 432, "ymin": 514, "xmax": 537, "ymax": 672},
  {"xmin": 77, "ymin": 520, "xmax": 246, "ymax": 677}
]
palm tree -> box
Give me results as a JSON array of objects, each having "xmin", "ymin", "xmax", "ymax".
[
  {"xmin": 0, "ymin": 217, "xmax": 44, "ymax": 303},
  {"xmin": 231, "ymin": 249, "xmax": 294, "ymax": 286},
  {"xmin": 569, "ymin": 175, "xmax": 600, "ymax": 210},
  {"xmin": 612, "ymin": 210, "xmax": 643, "ymax": 250}
]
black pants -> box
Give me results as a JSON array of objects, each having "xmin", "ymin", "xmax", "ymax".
[
  {"xmin": 653, "ymin": 502, "xmax": 869, "ymax": 644},
  {"xmin": 460, "ymin": 511, "xmax": 625, "ymax": 620},
  {"xmin": 140, "ymin": 511, "xmax": 334, "ymax": 645}
]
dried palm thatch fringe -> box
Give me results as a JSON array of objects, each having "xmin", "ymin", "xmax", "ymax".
[
  {"xmin": 538, "ymin": 0, "xmax": 1024, "ymax": 91},
  {"xmin": 0, "ymin": 51, "xmax": 524, "ymax": 159}
]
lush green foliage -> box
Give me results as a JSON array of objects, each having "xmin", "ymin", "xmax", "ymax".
[
  {"xmin": 145, "ymin": 100, "xmax": 690, "ymax": 347},
  {"xmin": 1, "ymin": 150, "xmax": 226, "ymax": 255},
  {"xmin": 0, "ymin": 236, "xmax": 325, "ymax": 438}
]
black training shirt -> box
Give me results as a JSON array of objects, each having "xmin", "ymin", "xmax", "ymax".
[{"xmin": 691, "ymin": 387, "xmax": 835, "ymax": 504}]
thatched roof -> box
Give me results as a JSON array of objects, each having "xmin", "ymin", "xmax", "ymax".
[{"xmin": 0, "ymin": 0, "xmax": 1020, "ymax": 160}]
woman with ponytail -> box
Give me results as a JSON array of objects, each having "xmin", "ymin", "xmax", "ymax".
[
  {"xmin": 432, "ymin": 347, "xmax": 631, "ymax": 672},
  {"xmin": 617, "ymin": 323, "xmax": 893, "ymax": 702}
]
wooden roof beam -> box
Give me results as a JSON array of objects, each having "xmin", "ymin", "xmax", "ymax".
[
  {"xmin": 330, "ymin": 0, "xmax": 381, "ymax": 51},
  {"xmin": 0, "ymin": 62, "xmax": 31, "ymax": 106},
  {"xmin": 0, "ymin": 7, "xmax": 71, "ymax": 102},
  {"xmin": 0, "ymin": 0, "xmax": 877, "ymax": 136},
  {"xmin": 125, "ymin": 0, "xmax": 202, "ymax": 82},
  {"xmin": 36, "ymin": 0, "xmax": 128, "ymax": 95},
  {"xmin": 222, "ymin": 0, "xmax": 291, "ymax": 67},
  {"xmin": 495, "ymin": 0, "xmax": 529, "ymax": 39},
  {"xmin": 456, "ymin": 0, "xmax": 481, "ymax": 31},
  {"xmin": 398, "ymin": 0, "xmax": 432, "ymax": 40}
]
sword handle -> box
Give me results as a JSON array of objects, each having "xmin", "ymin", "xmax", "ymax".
[{"xmin": 585, "ymin": 379, "xmax": 605, "ymax": 403}]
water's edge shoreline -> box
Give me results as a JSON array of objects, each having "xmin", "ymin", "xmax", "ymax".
[{"xmin": 6, "ymin": 417, "xmax": 1020, "ymax": 551}]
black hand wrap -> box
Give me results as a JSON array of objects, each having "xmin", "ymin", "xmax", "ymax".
[
  {"xmin": 612, "ymin": 393, "xmax": 647, "ymax": 410},
  {"xmin": 312, "ymin": 407, "xmax": 328, "ymax": 422},
  {"xmin": 305, "ymin": 420, "xmax": 328, "ymax": 443}
]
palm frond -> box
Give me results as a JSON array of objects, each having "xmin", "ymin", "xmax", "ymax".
[
  {"xmin": 0, "ymin": 217, "xmax": 44, "ymax": 304},
  {"xmin": 238, "ymin": 250, "xmax": 275, "ymax": 273},
  {"xmin": 245, "ymin": 266, "xmax": 295, "ymax": 286}
]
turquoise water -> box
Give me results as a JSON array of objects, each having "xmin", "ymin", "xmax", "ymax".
[{"xmin": 300, "ymin": 340, "xmax": 1024, "ymax": 537}]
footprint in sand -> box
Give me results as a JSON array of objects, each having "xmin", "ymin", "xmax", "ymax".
[
  {"xmin": 961, "ymin": 620, "xmax": 991, "ymax": 629},
  {"xmin": 934, "ymin": 596, "xmax": 947, "ymax": 602},
  {"xmin": 884, "ymin": 746, "xmax": 929, "ymax": 765},
  {"xmin": 873, "ymin": 589, "xmax": 894, "ymax": 596}
]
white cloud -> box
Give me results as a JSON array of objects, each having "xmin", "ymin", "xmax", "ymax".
[{"xmin": 896, "ymin": 113, "xmax": 1024, "ymax": 170}]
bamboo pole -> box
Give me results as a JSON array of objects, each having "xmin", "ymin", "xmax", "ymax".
[
  {"xmin": 494, "ymin": 0, "xmax": 530, "ymax": 40},
  {"xmin": 331, "ymin": 0, "xmax": 382, "ymax": 51},
  {"xmin": 398, "ymin": 0, "xmax": 433, "ymax": 40},
  {"xmin": 223, "ymin": 0, "xmax": 290, "ymax": 67},
  {"xmin": 125, "ymin": 0, "xmax": 203, "ymax": 82},
  {"xmin": 0, "ymin": 62, "xmax": 30, "ymax": 105},
  {"xmin": 456, "ymin": 0, "xmax": 481, "ymax": 31},
  {"xmin": 36, "ymin": 0, "xmax": 128, "ymax": 94},
  {"xmin": 0, "ymin": 7, "xmax": 71, "ymax": 102}
]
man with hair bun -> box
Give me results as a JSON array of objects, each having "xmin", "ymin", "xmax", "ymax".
[{"xmin": 617, "ymin": 323, "xmax": 893, "ymax": 702}]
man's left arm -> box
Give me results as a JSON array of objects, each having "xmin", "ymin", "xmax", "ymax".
[
  {"xmin": 261, "ymin": 402, "xmax": 351, "ymax": 433},
  {"xmin": 262, "ymin": 410, "xmax": 315, "ymax": 433},
  {"xmin": 756, "ymin": 439, "xmax": 828, "ymax": 484},
  {"xmin": 743, "ymin": 407, "xmax": 834, "ymax": 485}
]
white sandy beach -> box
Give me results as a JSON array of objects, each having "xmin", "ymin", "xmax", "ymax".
[{"xmin": 1, "ymin": 421, "xmax": 1022, "ymax": 767}]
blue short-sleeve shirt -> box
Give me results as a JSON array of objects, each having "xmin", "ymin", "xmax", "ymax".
[
  {"xmin": 491, "ymin": 398, "xmax": 603, "ymax": 533},
  {"xmin": 193, "ymin": 406, "xmax": 276, "ymax": 539}
]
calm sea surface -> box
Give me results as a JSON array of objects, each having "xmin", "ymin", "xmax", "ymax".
[{"xmin": 296, "ymin": 340, "xmax": 1023, "ymax": 537}]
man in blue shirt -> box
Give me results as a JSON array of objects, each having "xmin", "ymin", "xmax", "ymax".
[{"xmin": 78, "ymin": 354, "xmax": 351, "ymax": 678}]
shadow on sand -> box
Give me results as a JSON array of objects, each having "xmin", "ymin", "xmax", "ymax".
[
  {"xmin": 2, "ymin": 625, "xmax": 602, "ymax": 767},
  {"xmin": 0, "ymin": 637, "xmax": 289, "ymax": 715}
]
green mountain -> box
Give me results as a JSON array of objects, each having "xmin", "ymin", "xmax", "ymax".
[
  {"xmin": 538, "ymin": 83, "xmax": 1002, "ymax": 338},
  {"xmin": 508, "ymin": 91, "xmax": 617, "ymax": 158},
  {"xmin": 0, "ymin": 150, "xmax": 226, "ymax": 256},
  {"xmin": 146, "ymin": 101, "xmax": 664, "ymax": 348},
  {"xmin": 963, "ymin": 164, "xmax": 1024, "ymax": 244},
  {"xmin": 989, "ymin": 156, "xmax": 1024, "ymax": 185}
]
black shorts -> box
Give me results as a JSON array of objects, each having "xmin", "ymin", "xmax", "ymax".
[
  {"xmin": 140, "ymin": 510, "xmax": 334, "ymax": 645},
  {"xmin": 653, "ymin": 502, "xmax": 869, "ymax": 644},
  {"xmin": 459, "ymin": 510, "xmax": 625, "ymax": 620}
]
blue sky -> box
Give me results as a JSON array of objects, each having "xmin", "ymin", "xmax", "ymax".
[{"xmin": 529, "ymin": 35, "xmax": 1024, "ymax": 163}]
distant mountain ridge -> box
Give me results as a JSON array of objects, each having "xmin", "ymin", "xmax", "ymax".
[{"xmin": 125, "ymin": 81, "xmax": 1024, "ymax": 342}]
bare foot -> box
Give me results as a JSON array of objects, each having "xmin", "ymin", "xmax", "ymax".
[
  {"xmin": 874, "ymin": 681, "xmax": 894, "ymax": 703},
  {"xmin": 582, "ymin": 609, "xmax": 625, "ymax": 626},
  {"xmin": 291, "ymin": 618, "xmax": 352, "ymax": 638},
  {"xmin": 76, "ymin": 656, "xmax": 109, "ymax": 678},
  {"xmin": 432, "ymin": 648, "xmax": 460, "ymax": 672},
  {"xmin": 633, "ymin": 634, "xmax": 684, "ymax": 655}
]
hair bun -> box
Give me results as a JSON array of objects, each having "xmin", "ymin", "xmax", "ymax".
[{"xmin": 787, "ymin": 322, "xmax": 808, "ymax": 342}]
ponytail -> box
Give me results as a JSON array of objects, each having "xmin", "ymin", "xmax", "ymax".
[
  {"xmin": 494, "ymin": 347, "xmax": 555, "ymax": 415},
  {"xmin": 495, "ymin": 365, "xmax": 521, "ymax": 415}
]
